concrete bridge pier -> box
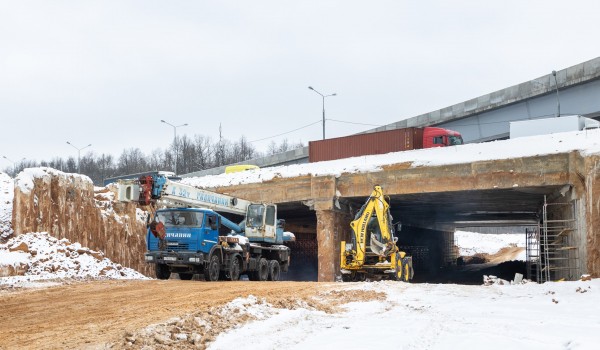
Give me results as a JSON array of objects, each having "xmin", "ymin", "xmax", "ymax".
[{"xmin": 314, "ymin": 200, "xmax": 352, "ymax": 282}]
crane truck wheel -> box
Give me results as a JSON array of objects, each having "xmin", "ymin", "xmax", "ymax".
[
  {"xmin": 247, "ymin": 271, "xmax": 259, "ymax": 281},
  {"xmin": 204, "ymin": 254, "xmax": 220, "ymax": 282},
  {"xmin": 268, "ymin": 260, "xmax": 281, "ymax": 281},
  {"xmin": 257, "ymin": 258, "xmax": 269, "ymax": 281},
  {"xmin": 155, "ymin": 263, "xmax": 170, "ymax": 280},
  {"xmin": 227, "ymin": 256, "xmax": 241, "ymax": 281}
]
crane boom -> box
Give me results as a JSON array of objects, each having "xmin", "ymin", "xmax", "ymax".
[{"xmin": 116, "ymin": 174, "xmax": 251, "ymax": 215}]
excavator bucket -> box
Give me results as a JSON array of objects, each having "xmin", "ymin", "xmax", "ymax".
[{"xmin": 370, "ymin": 233, "xmax": 393, "ymax": 257}]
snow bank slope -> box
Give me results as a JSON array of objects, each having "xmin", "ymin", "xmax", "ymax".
[{"xmin": 0, "ymin": 232, "xmax": 148, "ymax": 288}]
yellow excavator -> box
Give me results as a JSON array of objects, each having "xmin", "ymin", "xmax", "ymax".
[{"xmin": 340, "ymin": 185, "xmax": 414, "ymax": 282}]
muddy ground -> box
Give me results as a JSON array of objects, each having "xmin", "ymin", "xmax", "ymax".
[{"xmin": 0, "ymin": 280, "xmax": 383, "ymax": 350}]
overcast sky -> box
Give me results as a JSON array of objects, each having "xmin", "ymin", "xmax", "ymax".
[{"xmin": 1, "ymin": 1, "xmax": 599, "ymax": 166}]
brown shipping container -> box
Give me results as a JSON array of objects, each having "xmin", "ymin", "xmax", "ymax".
[{"xmin": 309, "ymin": 127, "xmax": 424, "ymax": 162}]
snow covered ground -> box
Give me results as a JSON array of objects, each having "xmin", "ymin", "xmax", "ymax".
[
  {"xmin": 208, "ymin": 280, "xmax": 600, "ymax": 350},
  {"xmin": 455, "ymin": 230, "xmax": 526, "ymax": 259},
  {"xmin": 182, "ymin": 129, "xmax": 600, "ymax": 188}
]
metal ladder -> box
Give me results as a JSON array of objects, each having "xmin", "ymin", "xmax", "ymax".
[{"xmin": 525, "ymin": 226, "xmax": 540, "ymax": 282}]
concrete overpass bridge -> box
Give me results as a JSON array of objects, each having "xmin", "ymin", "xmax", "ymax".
[
  {"xmin": 196, "ymin": 146, "xmax": 600, "ymax": 283},
  {"xmin": 184, "ymin": 56, "xmax": 600, "ymax": 177}
]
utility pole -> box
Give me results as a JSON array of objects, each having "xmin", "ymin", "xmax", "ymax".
[
  {"xmin": 308, "ymin": 86, "xmax": 337, "ymax": 140},
  {"xmin": 552, "ymin": 70, "xmax": 561, "ymax": 117},
  {"xmin": 2, "ymin": 155, "xmax": 25, "ymax": 176},
  {"xmin": 161, "ymin": 120, "xmax": 188, "ymax": 174},
  {"xmin": 66, "ymin": 142, "xmax": 91, "ymax": 174}
]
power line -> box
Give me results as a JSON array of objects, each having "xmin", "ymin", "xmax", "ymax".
[
  {"xmin": 326, "ymin": 118, "xmax": 385, "ymax": 127},
  {"xmin": 249, "ymin": 110, "xmax": 590, "ymax": 144},
  {"xmin": 250, "ymin": 120, "xmax": 322, "ymax": 143},
  {"xmin": 249, "ymin": 117, "xmax": 388, "ymax": 144}
]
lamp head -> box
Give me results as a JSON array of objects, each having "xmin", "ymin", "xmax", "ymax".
[
  {"xmin": 308, "ymin": 86, "xmax": 314, "ymax": 90},
  {"xmin": 552, "ymin": 70, "xmax": 557, "ymax": 76}
]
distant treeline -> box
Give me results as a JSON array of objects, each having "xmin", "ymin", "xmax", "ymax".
[{"xmin": 3, "ymin": 135, "xmax": 302, "ymax": 184}]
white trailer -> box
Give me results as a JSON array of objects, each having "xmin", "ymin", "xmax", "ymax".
[{"xmin": 510, "ymin": 115, "xmax": 600, "ymax": 139}]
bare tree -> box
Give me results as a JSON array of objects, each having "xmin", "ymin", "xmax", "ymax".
[
  {"xmin": 14, "ymin": 131, "xmax": 304, "ymax": 184},
  {"xmin": 193, "ymin": 135, "xmax": 214, "ymax": 171},
  {"xmin": 267, "ymin": 139, "xmax": 304, "ymax": 155},
  {"xmin": 118, "ymin": 148, "xmax": 147, "ymax": 174}
]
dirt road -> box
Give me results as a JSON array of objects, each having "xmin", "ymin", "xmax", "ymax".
[
  {"xmin": 488, "ymin": 246, "xmax": 525, "ymax": 263},
  {"xmin": 0, "ymin": 280, "xmax": 338, "ymax": 349}
]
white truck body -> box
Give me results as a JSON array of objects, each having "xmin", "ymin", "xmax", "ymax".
[{"xmin": 510, "ymin": 115, "xmax": 600, "ymax": 139}]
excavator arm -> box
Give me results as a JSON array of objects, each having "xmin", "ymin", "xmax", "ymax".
[
  {"xmin": 349, "ymin": 185, "xmax": 397, "ymax": 263},
  {"xmin": 341, "ymin": 185, "xmax": 413, "ymax": 281}
]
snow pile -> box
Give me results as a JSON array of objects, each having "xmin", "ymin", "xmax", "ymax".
[
  {"xmin": 455, "ymin": 230, "xmax": 526, "ymax": 256},
  {"xmin": 182, "ymin": 129, "xmax": 600, "ymax": 189},
  {"xmin": 118, "ymin": 296, "xmax": 282, "ymax": 348},
  {"xmin": 210, "ymin": 280, "xmax": 600, "ymax": 349},
  {"xmin": 0, "ymin": 232, "xmax": 148, "ymax": 288},
  {"xmin": 483, "ymin": 274, "xmax": 529, "ymax": 286},
  {"xmin": 217, "ymin": 295, "xmax": 280, "ymax": 319},
  {"xmin": 15, "ymin": 167, "xmax": 93, "ymax": 194},
  {"xmin": 0, "ymin": 172, "xmax": 13, "ymax": 241}
]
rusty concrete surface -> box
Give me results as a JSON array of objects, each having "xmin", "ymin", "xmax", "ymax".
[{"xmin": 12, "ymin": 171, "xmax": 152, "ymax": 276}]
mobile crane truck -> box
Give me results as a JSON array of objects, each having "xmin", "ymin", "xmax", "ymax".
[
  {"xmin": 340, "ymin": 185, "xmax": 414, "ymax": 281},
  {"xmin": 117, "ymin": 174, "xmax": 294, "ymax": 281}
]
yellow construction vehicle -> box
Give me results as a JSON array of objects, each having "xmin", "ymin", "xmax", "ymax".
[{"xmin": 340, "ymin": 185, "xmax": 413, "ymax": 282}]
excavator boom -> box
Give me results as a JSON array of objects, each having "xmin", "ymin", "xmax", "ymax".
[{"xmin": 341, "ymin": 185, "xmax": 413, "ymax": 281}]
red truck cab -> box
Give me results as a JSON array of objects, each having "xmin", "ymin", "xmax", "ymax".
[{"xmin": 422, "ymin": 127, "xmax": 464, "ymax": 148}]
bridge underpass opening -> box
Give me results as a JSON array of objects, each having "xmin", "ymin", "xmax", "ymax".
[
  {"xmin": 276, "ymin": 203, "xmax": 318, "ymax": 281},
  {"xmin": 378, "ymin": 185, "xmax": 578, "ymax": 284},
  {"xmin": 269, "ymin": 185, "xmax": 582, "ymax": 284}
]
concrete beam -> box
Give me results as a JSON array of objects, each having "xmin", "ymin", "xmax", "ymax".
[{"xmin": 336, "ymin": 153, "xmax": 574, "ymax": 198}]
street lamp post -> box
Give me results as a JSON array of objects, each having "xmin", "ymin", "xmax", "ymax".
[
  {"xmin": 161, "ymin": 120, "xmax": 188, "ymax": 174},
  {"xmin": 2, "ymin": 155, "xmax": 25, "ymax": 175},
  {"xmin": 552, "ymin": 70, "xmax": 561, "ymax": 117},
  {"xmin": 66, "ymin": 141, "xmax": 92, "ymax": 174},
  {"xmin": 308, "ymin": 86, "xmax": 336, "ymax": 140}
]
